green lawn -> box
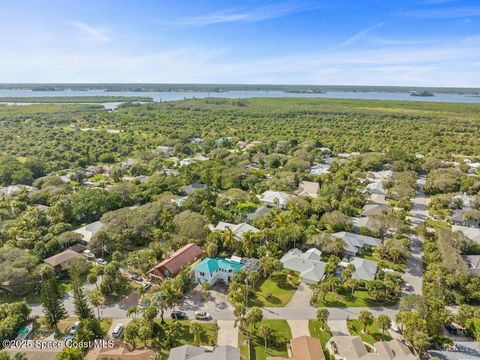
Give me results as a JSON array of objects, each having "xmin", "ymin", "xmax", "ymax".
[
  {"xmin": 125, "ymin": 319, "xmax": 217, "ymax": 358},
  {"xmin": 248, "ymin": 270, "xmax": 299, "ymax": 307},
  {"xmin": 239, "ymin": 320, "xmax": 292, "ymax": 360},
  {"xmin": 347, "ymin": 319, "xmax": 392, "ymax": 344},
  {"xmin": 316, "ymin": 289, "xmax": 398, "ymax": 307},
  {"xmin": 308, "ymin": 320, "xmax": 332, "ymax": 359}
]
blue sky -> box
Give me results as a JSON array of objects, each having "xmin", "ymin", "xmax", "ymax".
[{"xmin": 0, "ymin": 0, "xmax": 479, "ymax": 86}]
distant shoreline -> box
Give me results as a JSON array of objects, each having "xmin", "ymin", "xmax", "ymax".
[{"xmin": 0, "ymin": 83, "xmax": 479, "ymax": 95}]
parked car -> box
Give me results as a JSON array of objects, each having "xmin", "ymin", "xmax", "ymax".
[
  {"xmin": 83, "ymin": 250, "xmax": 95, "ymax": 259},
  {"xmin": 445, "ymin": 324, "xmax": 458, "ymax": 335},
  {"xmin": 96, "ymin": 258, "xmax": 108, "ymax": 265},
  {"xmin": 403, "ymin": 283, "xmax": 413, "ymax": 292},
  {"xmin": 65, "ymin": 335, "xmax": 74, "ymax": 342},
  {"xmin": 142, "ymin": 282, "xmax": 152, "ymax": 291},
  {"xmin": 194, "ymin": 311, "xmax": 211, "ymax": 320},
  {"xmin": 69, "ymin": 321, "xmax": 80, "ymax": 335},
  {"xmin": 112, "ymin": 324, "xmax": 124, "ymax": 338},
  {"xmin": 130, "ymin": 274, "xmax": 143, "ymax": 282},
  {"xmin": 171, "ymin": 310, "xmax": 188, "ymax": 320},
  {"xmin": 390, "ymin": 321, "xmax": 400, "ymax": 333}
]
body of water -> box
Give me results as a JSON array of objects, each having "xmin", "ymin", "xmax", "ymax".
[{"xmin": 0, "ymin": 88, "xmax": 479, "ymax": 105}]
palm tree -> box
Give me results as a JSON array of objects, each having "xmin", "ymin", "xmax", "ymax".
[
  {"xmin": 359, "ymin": 310, "xmax": 374, "ymax": 334},
  {"xmin": 259, "ymin": 325, "xmax": 271, "ymax": 355},
  {"xmin": 89, "ymin": 289, "xmax": 104, "ymax": 318},
  {"xmin": 126, "ymin": 305, "xmax": 138, "ymax": 320},
  {"xmin": 190, "ymin": 321, "xmax": 203, "ymax": 346},
  {"xmin": 222, "ymin": 228, "xmax": 235, "ymax": 251},
  {"xmin": 377, "ymin": 315, "xmax": 391, "ymax": 336},
  {"xmin": 242, "ymin": 232, "xmax": 255, "ymax": 257},
  {"xmin": 316, "ymin": 308, "xmax": 329, "ymax": 331}
]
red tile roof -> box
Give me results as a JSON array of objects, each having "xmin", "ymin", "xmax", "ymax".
[{"xmin": 149, "ymin": 243, "xmax": 203, "ymax": 279}]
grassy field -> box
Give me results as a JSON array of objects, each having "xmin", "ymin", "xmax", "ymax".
[
  {"xmin": 316, "ymin": 289, "xmax": 399, "ymax": 307},
  {"xmin": 347, "ymin": 319, "xmax": 392, "ymax": 344},
  {"xmin": 308, "ymin": 320, "xmax": 333, "ymax": 359},
  {"xmin": 249, "ymin": 270, "xmax": 300, "ymax": 307},
  {"xmin": 239, "ymin": 320, "xmax": 292, "ymax": 360}
]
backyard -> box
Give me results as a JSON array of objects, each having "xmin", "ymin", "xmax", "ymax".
[{"xmin": 239, "ymin": 320, "xmax": 292, "ymax": 360}]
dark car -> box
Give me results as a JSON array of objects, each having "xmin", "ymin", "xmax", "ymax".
[
  {"xmin": 445, "ymin": 324, "xmax": 458, "ymax": 335},
  {"xmin": 171, "ymin": 310, "xmax": 188, "ymax": 320}
]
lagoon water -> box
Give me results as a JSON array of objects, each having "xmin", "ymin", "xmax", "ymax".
[{"xmin": 0, "ymin": 89, "xmax": 479, "ymax": 104}]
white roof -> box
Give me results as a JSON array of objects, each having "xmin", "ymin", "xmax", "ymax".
[
  {"xmin": 349, "ymin": 257, "xmax": 377, "ymax": 281},
  {"xmin": 260, "ymin": 191, "xmax": 293, "ymax": 206},
  {"xmin": 211, "ymin": 222, "xmax": 259, "ymax": 240},
  {"xmin": 367, "ymin": 170, "xmax": 393, "ymax": 181},
  {"xmin": 367, "ymin": 181, "xmax": 386, "ymax": 195},
  {"xmin": 281, "ymin": 248, "xmax": 326, "ymax": 283},
  {"xmin": 332, "ymin": 232, "xmax": 381, "ymax": 255},
  {"xmin": 309, "ymin": 163, "xmax": 331, "ymax": 175},
  {"xmin": 452, "ymin": 225, "xmax": 480, "ymax": 243},
  {"xmin": 73, "ymin": 221, "xmax": 104, "ymax": 243},
  {"xmin": 0, "ymin": 185, "xmax": 38, "ymax": 198}
]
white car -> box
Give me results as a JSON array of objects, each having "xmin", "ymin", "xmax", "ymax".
[
  {"xmin": 96, "ymin": 258, "xmax": 108, "ymax": 265},
  {"xmin": 142, "ymin": 282, "xmax": 152, "ymax": 291},
  {"xmin": 83, "ymin": 250, "xmax": 95, "ymax": 259},
  {"xmin": 194, "ymin": 311, "xmax": 211, "ymax": 320},
  {"xmin": 112, "ymin": 324, "xmax": 124, "ymax": 338}
]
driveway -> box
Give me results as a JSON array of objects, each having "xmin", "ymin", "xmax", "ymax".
[
  {"xmin": 176, "ymin": 283, "xmax": 234, "ymax": 320},
  {"xmin": 286, "ymin": 283, "xmax": 313, "ymax": 308},
  {"xmin": 217, "ymin": 320, "xmax": 238, "ymax": 347},
  {"xmin": 287, "ymin": 320, "xmax": 310, "ymax": 338},
  {"xmin": 327, "ymin": 320, "xmax": 349, "ymax": 335}
]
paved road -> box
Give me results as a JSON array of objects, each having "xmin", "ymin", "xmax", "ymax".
[{"xmin": 402, "ymin": 175, "xmax": 428, "ymax": 296}]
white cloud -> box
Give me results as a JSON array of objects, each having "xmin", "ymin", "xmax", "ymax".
[
  {"xmin": 399, "ymin": 6, "xmax": 480, "ymax": 19},
  {"xmin": 329, "ymin": 22, "xmax": 385, "ymax": 50},
  {"xmin": 68, "ymin": 21, "xmax": 112, "ymax": 43},
  {"xmin": 166, "ymin": 2, "xmax": 322, "ymax": 26}
]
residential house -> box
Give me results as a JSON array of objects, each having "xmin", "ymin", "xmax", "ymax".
[
  {"xmin": 259, "ymin": 190, "xmax": 293, "ymax": 209},
  {"xmin": 246, "ymin": 206, "xmax": 270, "ymax": 222},
  {"xmin": 0, "ymin": 185, "xmax": 38, "ymax": 198},
  {"xmin": 296, "ymin": 181, "xmax": 319, "ymax": 198},
  {"xmin": 156, "ymin": 145, "xmax": 174, "ymax": 156},
  {"xmin": 351, "ymin": 217, "xmax": 379, "ymax": 233},
  {"xmin": 451, "ymin": 209, "xmax": 480, "ymax": 228},
  {"xmin": 86, "ymin": 345, "xmax": 156, "ymax": 360},
  {"xmin": 368, "ymin": 194, "xmax": 390, "ymax": 205},
  {"xmin": 462, "ymin": 255, "xmax": 480, "ymax": 275},
  {"xmin": 122, "ymin": 158, "xmax": 137, "ymax": 170},
  {"xmin": 149, "ymin": 243, "xmax": 203, "ymax": 280},
  {"xmin": 367, "ymin": 181, "xmax": 386, "ymax": 196},
  {"xmin": 194, "ymin": 257, "xmax": 245, "ymax": 285},
  {"xmin": 338, "ymin": 152, "xmax": 360, "ymax": 158},
  {"xmin": 281, "ymin": 248, "xmax": 326, "ymax": 284},
  {"xmin": 361, "ymin": 203, "xmax": 393, "ymax": 217},
  {"xmin": 332, "ymin": 336, "xmax": 418, "ymax": 360},
  {"xmin": 267, "ymin": 336, "xmax": 325, "ymax": 360},
  {"xmin": 367, "ymin": 170, "xmax": 393, "ymax": 181},
  {"xmin": 44, "ymin": 249, "xmax": 80, "ymax": 273},
  {"xmin": 168, "ymin": 345, "xmax": 240, "ymax": 360},
  {"xmin": 209, "ymin": 221, "xmax": 259, "ymax": 240},
  {"xmin": 309, "ymin": 163, "xmax": 331, "ymax": 176},
  {"xmin": 452, "ymin": 225, "xmax": 480, "ymax": 243},
  {"xmin": 332, "ymin": 232, "xmax": 382, "ymax": 257},
  {"xmin": 339, "ymin": 257, "xmax": 378, "ymax": 281},
  {"xmin": 73, "ymin": 221, "xmax": 105, "ymax": 243},
  {"xmin": 180, "ymin": 182, "xmax": 207, "ymax": 195},
  {"xmin": 179, "ymin": 158, "xmax": 194, "ymax": 167}
]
